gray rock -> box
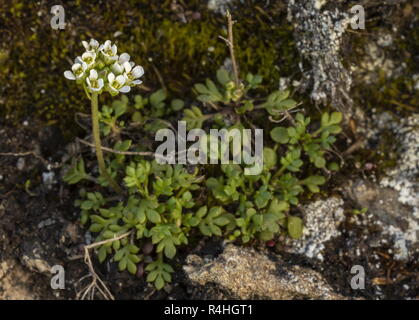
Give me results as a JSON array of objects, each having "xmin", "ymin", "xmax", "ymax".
[
  {"xmin": 285, "ymin": 197, "xmax": 345, "ymax": 261},
  {"xmin": 349, "ymin": 113, "xmax": 419, "ymax": 260},
  {"xmin": 184, "ymin": 244, "xmax": 345, "ymax": 300},
  {"xmin": 287, "ymin": 0, "xmax": 352, "ymax": 110},
  {"xmin": 207, "ymin": 0, "xmax": 234, "ymax": 15}
]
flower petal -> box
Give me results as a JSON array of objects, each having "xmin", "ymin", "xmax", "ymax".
[
  {"xmin": 116, "ymin": 75, "xmax": 126, "ymax": 86},
  {"xmin": 89, "ymin": 69, "xmax": 98, "ymax": 79},
  {"xmin": 123, "ymin": 61, "xmax": 132, "ymax": 73},
  {"xmin": 97, "ymin": 78, "xmax": 104, "ymax": 89},
  {"xmin": 90, "ymin": 39, "xmax": 99, "ymax": 49},
  {"xmin": 111, "ymin": 62, "xmax": 124, "ymax": 75},
  {"xmin": 131, "ymin": 79, "xmax": 143, "ymax": 85},
  {"xmin": 132, "ymin": 66, "xmax": 144, "ymax": 78},
  {"xmin": 75, "ymin": 56, "xmax": 83, "ymax": 65},
  {"xmin": 82, "ymin": 41, "xmax": 89, "ymax": 50},
  {"xmin": 119, "ymin": 53, "xmax": 130, "ymax": 64},
  {"xmin": 64, "ymin": 71, "xmax": 76, "ymax": 80},
  {"xmin": 108, "ymin": 72, "xmax": 115, "ymax": 83},
  {"xmin": 71, "ymin": 63, "xmax": 82, "ymax": 72},
  {"xmin": 119, "ymin": 86, "xmax": 131, "ymax": 93}
]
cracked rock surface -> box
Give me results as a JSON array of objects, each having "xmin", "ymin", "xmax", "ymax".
[{"xmin": 184, "ymin": 244, "xmax": 345, "ymax": 300}]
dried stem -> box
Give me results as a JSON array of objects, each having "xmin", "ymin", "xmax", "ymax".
[
  {"xmin": 219, "ymin": 11, "xmax": 240, "ymax": 88},
  {"xmin": 76, "ymin": 231, "xmax": 131, "ymax": 300}
]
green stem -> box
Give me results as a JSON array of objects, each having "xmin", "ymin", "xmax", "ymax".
[
  {"xmin": 271, "ymin": 165, "xmax": 287, "ymax": 181},
  {"xmin": 91, "ymin": 93, "xmax": 124, "ymax": 194}
]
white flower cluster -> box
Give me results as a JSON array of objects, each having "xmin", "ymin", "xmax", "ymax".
[{"xmin": 64, "ymin": 39, "xmax": 144, "ymax": 96}]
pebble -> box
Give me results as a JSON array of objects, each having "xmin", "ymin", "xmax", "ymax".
[{"xmin": 16, "ymin": 157, "xmax": 25, "ymax": 171}]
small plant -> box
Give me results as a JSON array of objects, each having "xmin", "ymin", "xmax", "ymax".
[
  {"xmin": 64, "ymin": 16, "xmax": 343, "ymax": 292},
  {"xmin": 352, "ymin": 207, "xmax": 368, "ymax": 215},
  {"xmin": 64, "ymin": 39, "xmax": 144, "ymax": 194}
]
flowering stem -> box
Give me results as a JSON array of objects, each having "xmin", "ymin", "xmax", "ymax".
[{"xmin": 91, "ymin": 93, "xmax": 124, "ymax": 194}]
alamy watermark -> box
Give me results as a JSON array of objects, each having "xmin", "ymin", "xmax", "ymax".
[
  {"xmin": 50, "ymin": 265, "xmax": 65, "ymax": 289},
  {"xmin": 350, "ymin": 265, "xmax": 365, "ymax": 290},
  {"xmin": 50, "ymin": 5, "xmax": 66, "ymax": 30}
]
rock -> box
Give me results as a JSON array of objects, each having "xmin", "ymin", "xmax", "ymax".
[
  {"xmin": 184, "ymin": 244, "xmax": 345, "ymax": 300},
  {"xmin": 42, "ymin": 171, "xmax": 56, "ymax": 187},
  {"xmin": 348, "ymin": 113, "xmax": 419, "ymax": 261},
  {"xmin": 287, "ymin": 0, "xmax": 352, "ymax": 110},
  {"xmin": 16, "ymin": 157, "xmax": 25, "ymax": 171},
  {"xmin": 285, "ymin": 197, "xmax": 345, "ymax": 261},
  {"xmin": 0, "ymin": 259, "xmax": 37, "ymax": 299},
  {"xmin": 21, "ymin": 241, "xmax": 53, "ymax": 274},
  {"xmin": 207, "ymin": 0, "xmax": 234, "ymax": 15}
]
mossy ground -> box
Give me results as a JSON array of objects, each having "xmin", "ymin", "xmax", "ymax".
[{"xmin": 0, "ymin": 0, "xmax": 296, "ymax": 134}]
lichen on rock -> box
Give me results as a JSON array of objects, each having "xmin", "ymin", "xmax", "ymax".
[
  {"xmin": 287, "ymin": 0, "xmax": 352, "ymax": 111},
  {"xmin": 184, "ymin": 244, "xmax": 346, "ymax": 299}
]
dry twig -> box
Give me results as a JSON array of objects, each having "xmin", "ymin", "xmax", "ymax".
[
  {"xmin": 219, "ymin": 11, "xmax": 240, "ymax": 88},
  {"xmin": 76, "ymin": 231, "xmax": 131, "ymax": 300}
]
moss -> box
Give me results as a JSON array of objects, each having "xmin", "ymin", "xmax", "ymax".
[
  {"xmin": 0, "ymin": 0, "xmax": 297, "ymax": 133},
  {"xmin": 345, "ymin": 0, "xmax": 419, "ymax": 117}
]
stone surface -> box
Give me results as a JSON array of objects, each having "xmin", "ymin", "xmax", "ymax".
[
  {"xmin": 285, "ymin": 197, "xmax": 345, "ymax": 261},
  {"xmin": 287, "ymin": 0, "xmax": 352, "ymax": 110},
  {"xmin": 184, "ymin": 244, "xmax": 345, "ymax": 300},
  {"xmin": 348, "ymin": 113, "xmax": 419, "ymax": 260}
]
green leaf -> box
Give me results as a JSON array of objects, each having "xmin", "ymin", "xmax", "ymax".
[
  {"xmin": 259, "ymin": 230, "xmax": 274, "ymax": 241},
  {"xmin": 63, "ymin": 158, "xmax": 88, "ymax": 184},
  {"xmin": 213, "ymin": 216, "xmax": 230, "ymax": 226},
  {"xmin": 254, "ymin": 186, "xmax": 272, "ymax": 209},
  {"xmin": 328, "ymin": 162, "xmax": 340, "ymax": 171},
  {"xmin": 98, "ymin": 246, "xmax": 107, "ymax": 263},
  {"xmin": 209, "ymin": 224, "xmax": 222, "ymax": 236},
  {"xmin": 314, "ymin": 157, "xmax": 326, "ymax": 168},
  {"xmin": 127, "ymin": 259, "xmax": 137, "ymax": 275},
  {"xmin": 146, "ymin": 210, "xmax": 161, "ymax": 224},
  {"xmin": 278, "ymin": 99, "xmax": 297, "ymax": 109},
  {"xmin": 81, "ymin": 200, "xmax": 93, "ymax": 210},
  {"xmin": 118, "ymin": 258, "xmax": 127, "ymax": 271},
  {"xmin": 287, "ymin": 216, "xmax": 303, "ymax": 239},
  {"xmin": 196, "ymin": 206, "xmax": 208, "ymax": 219},
  {"xmin": 216, "ymin": 68, "xmax": 231, "ymax": 85},
  {"xmin": 146, "ymin": 270, "xmax": 158, "ymax": 283},
  {"xmin": 89, "ymin": 223, "xmax": 103, "ymax": 233},
  {"xmin": 164, "ymin": 242, "xmax": 176, "ymax": 259},
  {"xmin": 113, "ymin": 249, "xmax": 124, "ymax": 262},
  {"xmin": 270, "ymin": 127, "xmax": 289, "ymax": 144},
  {"xmin": 155, "ymin": 275, "xmax": 165, "ymax": 290},
  {"xmin": 149, "ymin": 89, "xmax": 166, "ymax": 108},
  {"xmin": 171, "ymin": 99, "xmax": 184, "ymax": 111},
  {"xmin": 330, "ymin": 112, "xmax": 343, "ymax": 124},
  {"xmin": 321, "ymin": 113, "xmax": 330, "ymax": 127},
  {"xmin": 194, "ymin": 83, "xmax": 208, "ymax": 94},
  {"xmin": 263, "ymin": 147, "xmax": 277, "ymax": 170}
]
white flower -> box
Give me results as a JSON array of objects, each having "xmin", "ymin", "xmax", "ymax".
[
  {"xmin": 122, "ymin": 61, "xmax": 144, "ymax": 85},
  {"xmin": 64, "ymin": 62, "xmax": 87, "ymax": 80},
  {"xmin": 118, "ymin": 53, "xmax": 130, "ymax": 64},
  {"xmin": 110, "ymin": 61, "xmax": 124, "ymax": 75},
  {"xmin": 100, "ymin": 40, "xmax": 118, "ymax": 60},
  {"xmin": 107, "ymin": 72, "xmax": 130, "ymax": 94},
  {"xmin": 77, "ymin": 52, "xmax": 96, "ymax": 69},
  {"xmin": 86, "ymin": 69, "xmax": 104, "ymax": 92},
  {"xmin": 82, "ymin": 39, "xmax": 100, "ymax": 52}
]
